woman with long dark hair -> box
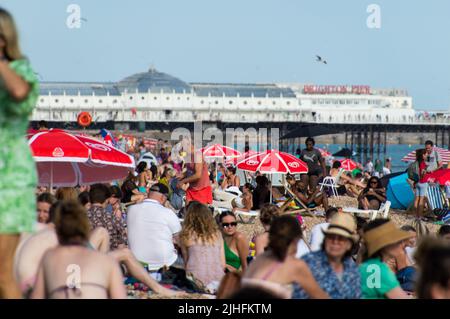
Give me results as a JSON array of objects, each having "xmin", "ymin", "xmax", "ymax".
[
  {"xmin": 218, "ymin": 211, "xmax": 249, "ymax": 272},
  {"xmin": 0, "ymin": 8, "xmax": 40, "ymax": 298},
  {"xmin": 357, "ymin": 176, "xmax": 386, "ymax": 210}
]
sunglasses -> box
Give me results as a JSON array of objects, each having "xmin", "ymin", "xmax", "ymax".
[
  {"xmin": 222, "ymin": 222, "xmax": 237, "ymax": 228},
  {"xmin": 326, "ymin": 234, "xmax": 348, "ymax": 242},
  {"xmin": 370, "ymin": 181, "xmax": 378, "ymax": 184}
]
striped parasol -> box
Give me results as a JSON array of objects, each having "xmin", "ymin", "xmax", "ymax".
[{"xmin": 401, "ymin": 147, "xmax": 450, "ymax": 164}]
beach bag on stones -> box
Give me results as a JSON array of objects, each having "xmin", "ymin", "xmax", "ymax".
[
  {"xmin": 411, "ymin": 219, "xmax": 430, "ymax": 238},
  {"xmin": 158, "ymin": 266, "xmax": 204, "ymax": 293},
  {"xmin": 407, "ymin": 162, "xmax": 419, "ymax": 183}
]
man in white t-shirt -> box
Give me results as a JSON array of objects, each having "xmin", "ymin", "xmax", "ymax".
[
  {"xmin": 127, "ymin": 183, "xmax": 182, "ymax": 271},
  {"xmin": 365, "ymin": 158, "xmax": 374, "ymax": 175},
  {"xmin": 309, "ymin": 207, "xmax": 338, "ymax": 251}
]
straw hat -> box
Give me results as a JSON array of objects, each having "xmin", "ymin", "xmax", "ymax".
[
  {"xmin": 363, "ymin": 220, "xmax": 414, "ymax": 257},
  {"xmin": 322, "ymin": 213, "xmax": 358, "ymax": 243}
]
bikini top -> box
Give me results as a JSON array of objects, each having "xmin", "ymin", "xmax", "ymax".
[
  {"xmin": 48, "ymin": 282, "xmax": 108, "ymax": 299},
  {"xmin": 242, "ymin": 262, "xmax": 292, "ymax": 299},
  {"xmin": 46, "ymin": 242, "xmax": 108, "ymax": 299}
]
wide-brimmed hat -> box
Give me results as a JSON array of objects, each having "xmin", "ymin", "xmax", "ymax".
[
  {"xmin": 323, "ymin": 213, "xmax": 358, "ymax": 243},
  {"xmin": 363, "ymin": 220, "xmax": 415, "ymax": 257}
]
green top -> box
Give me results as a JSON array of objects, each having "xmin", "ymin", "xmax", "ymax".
[
  {"xmin": 224, "ymin": 240, "xmax": 241, "ymax": 270},
  {"xmin": 359, "ymin": 257, "xmax": 401, "ymax": 299},
  {"xmin": 0, "ymin": 59, "xmax": 39, "ymax": 234}
]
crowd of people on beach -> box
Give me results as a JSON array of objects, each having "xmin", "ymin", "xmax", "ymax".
[
  {"xmin": 0, "ymin": 7, "xmax": 450, "ymax": 300},
  {"xmin": 2, "ymin": 133, "xmax": 450, "ymax": 300}
]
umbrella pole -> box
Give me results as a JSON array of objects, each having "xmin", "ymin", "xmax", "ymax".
[
  {"xmin": 50, "ymin": 162, "xmax": 53, "ymax": 194},
  {"xmin": 270, "ymin": 174, "xmax": 273, "ymax": 203}
]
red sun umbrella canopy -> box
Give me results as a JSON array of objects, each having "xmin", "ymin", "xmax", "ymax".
[
  {"xmin": 424, "ymin": 168, "xmax": 450, "ymax": 186},
  {"xmin": 402, "ymin": 147, "xmax": 450, "ymax": 164},
  {"xmin": 339, "ymin": 159, "xmax": 359, "ymax": 171},
  {"xmin": 236, "ymin": 149, "xmax": 308, "ymax": 174},
  {"xmin": 225, "ymin": 150, "xmax": 259, "ymax": 166},
  {"xmin": 29, "ymin": 129, "xmax": 135, "ymax": 187},
  {"xmin": 200, "ymin": 144, "xmax": 241, "ymax": 159},
  {"xmin": 316, "ymin": 147, "xmax": 332, "ymax": 158}
]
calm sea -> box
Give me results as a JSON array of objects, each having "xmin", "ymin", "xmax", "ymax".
[
  {"xmin": 233, "ymin": 143, "xmax": 424, "ymax": 173},
  {"xmin": 295, "ymin": 143, "xmax": 421, "ymax": 172}
]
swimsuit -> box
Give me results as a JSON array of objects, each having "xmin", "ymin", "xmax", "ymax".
[
  {"xmin": 47, "ymin": 282, "xmax": 108, "ymax": 299},
  {"xmin": 242, "ymin": 262, "xmax": 292, "ymax": 298},
  {"xmin": 224, "ymin": 241, "xmax": 241, "ymax": 270}
]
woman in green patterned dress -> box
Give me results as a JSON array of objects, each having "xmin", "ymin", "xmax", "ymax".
[{"xmin": 0, "ymin": 8, "xmax": 39, "ymax": 299}]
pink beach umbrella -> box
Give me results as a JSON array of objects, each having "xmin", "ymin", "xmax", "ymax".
[{"xmin": 29, "ymin": 129, "xmax": 135, "ymax": 187}]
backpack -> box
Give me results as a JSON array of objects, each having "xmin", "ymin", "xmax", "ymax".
[{"xmin": 407, "ymin": 162, "xmax": 420, "ymax": 183}]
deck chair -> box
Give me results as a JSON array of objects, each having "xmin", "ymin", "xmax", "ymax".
[
  {"xmin": 234, "ymin": 209, "xmax": 260, "ymax": 223},
  {"xmin": 427, "ymin": 184, "xmax": 448, "ymax": 210},
  {"xmin": 343, "ymin": 201, "xmax": 391, "ymax": 221},
  {"xmin": 319, "ymin": 176, "xmax": 340, "ymax": 198},
  {"xmin": 282, "ymin": 184, "xmax": 316, "ymax": 218},
  {"xmin": 426, "ymin": 184, "xmax": 450, "ymax": 220}
]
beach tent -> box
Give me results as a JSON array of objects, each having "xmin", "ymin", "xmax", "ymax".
[{"xmin": 385, "ymin": 172, "xmax": 414, "ymax": 210}]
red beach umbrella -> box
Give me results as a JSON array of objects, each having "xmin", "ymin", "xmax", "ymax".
[
  {"xmin": 339, "ymin": 159, "xmax": 359, "ymax": 171},
  {"xmin": 316, "ymin": 147, "xmax": 332, "ymax": 158},
  {"xmin": 236, "ymin": 149, "xmax": 308, "ymax": 174},
  {"xmin": 29, "ymin": 129, "xmax": 135, "ymax": 187},
  {"xmin": 200, "ymin": 144, "xmax": 241, "ymax": 159},
  {"xmin": 225, "ymin": 150, "xmax": 259, "ymax": 166},
  {"xmin": 424, "ymin": 168, "xmax": 450, "ymax": 186}
]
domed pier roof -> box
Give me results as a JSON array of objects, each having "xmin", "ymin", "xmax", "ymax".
[{"xmin": 117, "ymin": 67, "xmax": 192, "ymax": 93}]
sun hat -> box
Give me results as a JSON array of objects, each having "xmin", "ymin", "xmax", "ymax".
[
  {"xmin": 322, "ymin": 213, "xmax": 358, "ymax": 243},
  {"xmin": 363, "ymin": 220, "xmax": 415, "ymax": 257}
]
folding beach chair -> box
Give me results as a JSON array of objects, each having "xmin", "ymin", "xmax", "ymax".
[
  {"xmin": 319, "ymin": 176, "xmax": 340, "ymax": 198},
  {"xmin": 426, "ymin": 184, "xmax": 450, "ymax": 220},
  {"xmin": 282, "ymin": 184, "xmax": 316, "ymax": 218},
  {"xmin": 343, "ymin": 201, "xmax": 391, "ymax": 221},
  {"xmin": 234, "ymin": 209, "xmax": 260, "ymax": 224},
  {"xmin": 426, "ymin": 184, "xmax": 448, "ymax": 210}
]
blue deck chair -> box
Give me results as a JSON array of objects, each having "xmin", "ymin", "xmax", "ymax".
[{"xmin": 427, "ymin": 184, "xmax": 450, "ymax": 220}]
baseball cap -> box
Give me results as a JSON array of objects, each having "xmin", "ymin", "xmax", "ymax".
[{"xmin": 149, "ymin": 183, "xmax": 169, "ymax": 196}]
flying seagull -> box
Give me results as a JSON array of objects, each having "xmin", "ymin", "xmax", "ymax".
[{"xmin": 316, "ymin": 55, "xmax": 327, "ymax": 64}]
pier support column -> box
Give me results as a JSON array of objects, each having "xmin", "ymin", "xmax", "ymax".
[
  {"xmin": 442, "ymin": 130, "xmax": 445, "ymax": 149},
  {"xmin": 363, "ymin": 130, "xmax": 368, "ymax": 164},
  {"xmin": 377, "ymin": 131, "xmax": 381, "ymax": 160},
  {"xmin": 435, "ymin": 129, "xmax": 439, "ymax": 147},
  {"xmin": 448, "ymin": 128, "xmax": 450, "ymax": 150},
  {"xmin": 357, "ymin": 131, "xmax": 362, "ymax": 163},
  {"xmin": 350, "ymin": 130, "xmax": 354, "ymax": 153},
  {"xmin": 345, "ymin": 132, "xmax": 348, "ymax": 148},
  {"xmin": 370, "ymin": 127, "xmax": 374, "ymax": 162},
  {"xmin": 383, "ymin": 129, "xmax": 387, "ymax": 160}
]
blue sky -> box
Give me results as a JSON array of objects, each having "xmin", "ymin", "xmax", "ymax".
[{"xmin": 3, "ymin": 0, "xmax": 450, "ymax": 110}]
